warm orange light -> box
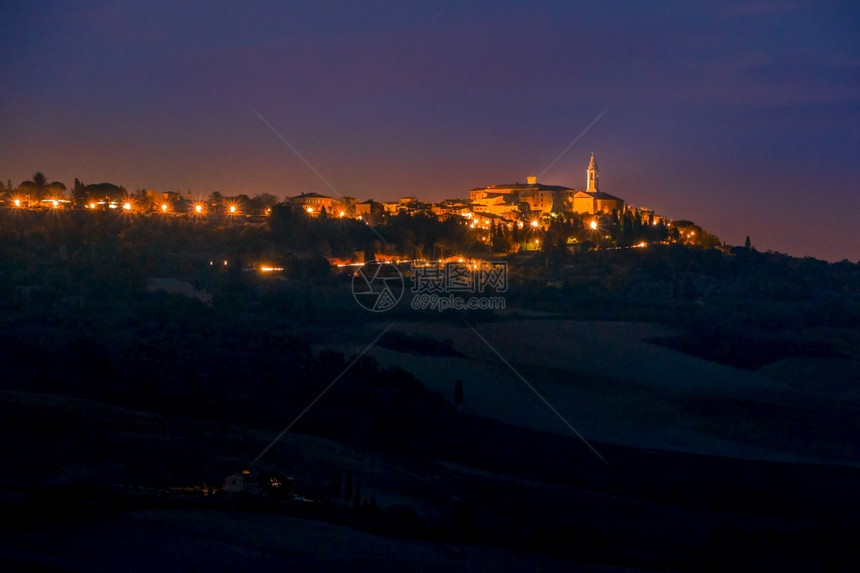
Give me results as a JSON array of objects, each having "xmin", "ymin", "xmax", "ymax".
[
  {"xmin": 229, "ymin": 205, "xmax": 236, "ymax": 213},
  {"xmin": 51, "ymin": 200, "xmax": 59, "ymax": 208},
  {"xmin": 89, "ymin": 202, "xmax": 96, "ymax": 209},
  {"xmin": 306, "ymin": 206, "xmax": 314, "ymax": 214},
  {"xmin": 589, "ymin": 220, "xmax": 598, "ymax": 230},
  {"xmin": 530, "ymin": 220, "xmax": 539, "ymax": 228},
  {"xmin": 339, "ymin": 211, "xmax": 345, "ymax": 218},
  {"xmin": 13, "ymin": 199, "xmax": 21, "ymax": 207},
  {"xmin": 161, "ymin": 204, "xmax": 168, "ymax": 212},
  {"xmin": 195, "ymin": 204, "xmax": 203, "ymax": 213},
  {"xmin": 123, "ymin": 202, "xmax": 132, "ymax": 210}
]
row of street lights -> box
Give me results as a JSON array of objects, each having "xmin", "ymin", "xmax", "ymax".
[{"xmin": 8, "ymin": 198, "xmax": 250, "ymax": 215}]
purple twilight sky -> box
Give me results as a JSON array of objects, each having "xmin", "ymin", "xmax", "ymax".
[{"xmin": 1, "ymin": 1, "xmax": 858, "ymax": 261}]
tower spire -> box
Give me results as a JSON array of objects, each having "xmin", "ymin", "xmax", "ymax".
[{"xmin": 586, "ymin": 152, "xmax": 599, "ymax": 192}]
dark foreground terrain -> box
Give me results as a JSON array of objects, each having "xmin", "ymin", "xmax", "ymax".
[
  {"xmin": 1, "ymin": 379, "xmax": 858, "ymax": 571},
  {"xmin": 1, "ymin": 211, "xmax": 858, "ymax": 570}
]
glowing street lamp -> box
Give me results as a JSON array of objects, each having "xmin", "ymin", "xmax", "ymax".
[
  {"xmin": 306, "ymin": 206, "xmax": 314, "ymax": 214},
  {"xmin": 161, "ymin": 203, "xmax": 168, "ymax": 212},
  {"xmin": 589, "ymin": 220, "xmax": 598, "ymax": 230},
  {"xmin": 123, "ymin": 202, "xmax": 132, "ymax": 211},
  {"xmin": 339, "ymin": 211, "xmax": 345, "ymax": 218},
  {"xmin": 195, "ymin": 204, "xmax": 203, "ymax": 214},
  {"xmin": 229, "ymin": 205, "xmax": 237, "ymax": 214},
  {"xmin": 530, "ymin": 220, "xmax": 539, "ymax": 228},
  {"xmin": 51, "ymin": 200, "xmax": 59, "ymax": 208},
  {"xmin": 13, "ymin": 199, "xmax": 21, "ymax": 207}
]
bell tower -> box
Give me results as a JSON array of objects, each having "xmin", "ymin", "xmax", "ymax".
[{"xmin": 586, "ymin": 153, "xmax": 599, "ymax": 192}]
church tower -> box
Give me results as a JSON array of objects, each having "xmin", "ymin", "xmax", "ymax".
[{"xmin": 586, "ymin": 153, "xmax": 599, "ymax": 192}]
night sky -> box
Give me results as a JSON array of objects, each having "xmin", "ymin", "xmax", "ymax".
[{"xmin": 2, "ymin": 1, "xmax": 858, "ymax": 261}]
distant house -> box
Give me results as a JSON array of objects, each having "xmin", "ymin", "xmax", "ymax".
[
  {"xmin": 355, "ymin": 199, "xmax": 383, "ymax": 218},
  {"xmin": 147, "ymin": 278, "xmax": 212, "ymax": 304},
  {"xmin": 289, "ymin": 192, "xmax": 342, "ymax": 216},
  {"xmin": 224, "ymin": 470, "xmax": 262, "ymax": 494},
  {"xmin": 431, "ymin": 199, "xmax": 471, "ymax": 218},
  {"xmin": 224, "ymin": 469, "xmax": 294, "ymax": 497}
]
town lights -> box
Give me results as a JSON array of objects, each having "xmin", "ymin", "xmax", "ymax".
[
  {"xmin": 339, "ymin": 211, "xmax": 345, "ymax": 218},
  {"xmin": 13, "ymin": 199, "xmax": 21, "ymax": 207},
  {"xmin": 530, "ymin": 220, "xmax": 539, "ymax": 228},
  {"xmin": 306, "ymin": 206, "xmax": 314, "ymax": 214},
  {"xmin": 229, "ymin": 205, "xmax": 236, "ymax": 214},
  {"xmin": 161, "ymin": 204, "xmax": 168, "ymax": 212},
  {"xmin": 89, "ymin": 202, "xmax": 96, "ymax": 209},
  {"xmin": 51, "ymin": 200, "xmax": 59, "ymax": 208},
  {"xmin": 123, "ymin": 202, "xmax": 132, "ymax": 210},
  {"xmin": 590, "ymin": 220, "xmax": 598, "ymax": 230}
]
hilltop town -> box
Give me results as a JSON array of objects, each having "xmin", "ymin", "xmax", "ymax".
[{"xmin": 0, "ymin": 155, "xmax": 718, "ymax": 260}]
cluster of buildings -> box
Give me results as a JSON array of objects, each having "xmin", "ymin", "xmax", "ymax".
[
  {"xmin": 6, "ymin": 155, "xmax": 656, "ymax": 229},
  {"xmin": 288, "ymin": 154, "xmax": 650, "ymax": 229}
]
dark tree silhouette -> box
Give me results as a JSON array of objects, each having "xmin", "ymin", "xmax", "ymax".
[
  {"xmin": 71, "ymin": 178, "xmax": 88, "ymax": 207},
  {"xmin": 344, "ymin": 472, "xmax": 353, "ymax": 500},
  {"xmin": 454, "ymin": 379, "xmax": 464, "ymax": 405},
  {"xmin": 31, "ymin": 171, "xmax": 47, "ymax": 189}
]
